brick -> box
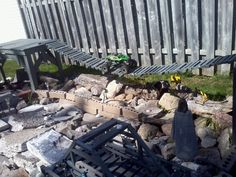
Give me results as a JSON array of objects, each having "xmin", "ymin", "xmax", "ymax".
[{"xmin": 48, "ymin": 91, "xmax": 66, "ymax": 99}]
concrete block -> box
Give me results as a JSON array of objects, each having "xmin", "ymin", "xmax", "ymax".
[
  {"xmin": 0, "ymin": 119, "xmax": 10, "ymax": 132},
  {"xmin": 27, "ymin": 129, "xmax": 72, "ymax": 164}
]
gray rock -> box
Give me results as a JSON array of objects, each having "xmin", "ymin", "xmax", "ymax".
[
  {"xmin": 16, "ymin": 100, "xmax": 27, "ymax": 111},
  {"xmin": 13, "ymin": 151, "xmax": 39, "ymax": 173},
  {"xmin": 196, "ymin": 127, "xmax": 217, "ymax": 140},
  {"xmin": 218, "ymin": 128, "xmax": 232, "ymax": 158},
  {"xmin": 43, "ymin": 103, "xmax": 63, "ymax": 113},
  {"xmin": 105, "ymin": 80, "xmax": 123, "ymax": 99},
  {"xmin": 160, "ymin": 143, "xmax": 175, "ymax": 160},
  {"xmin": 115, "ymin": 117, "xmax": 141, "ymax": 130},
  {"xmin": 91, "ymin": 85, "xmax": 104, "ymax": 96},
  {"xmin": 74, "ymin": 74, "xmax": 108, "ymax": 89},
  {"xmin": 0, "ymin": 166, "xmax": 29, "ymax": 177},
  {"xmin": 18, "ymin": 104, "xmax": 44, "ymax": 113},
  {"xmin": 39, "ymin": 98, "xmax": 49, "ymax": 105},
  {"xmin": 135, "ymin": 100, "xmax": 163, "ymax": 116},
  {"xmin": 0, "ymin": 128, "xmax": 48, "ymax": 158},
  {"xmin": 194, "ymin": 117, "xmax": 208, "ymax": 129},
  {"xmin": 161, "ymin": 123, "xmax": 172, "ymax": 136},
  {"xmin": 201, "ymin": 137, "xmax": 217, "ymax": 148},
  {"xmin": 138, "ymin": 123, "xmax": 159, "ymax": 141},
  {"xmin": 159, "ymin": 93, "xmax": 180, "ymax": 111},
  {"xmin": 213, "ymin": 112, "xmax": 232, "ymax": 130},
  {"xmin": 54, "ymin": 106, "xmax": 82, "ymax": 117},
  {"xmin": 81, "ymin": 113, "xmax": 107, "ymax": 126},
  {"xmin": 196, "ymin": 148, "xmax": 222, "ymax": 167},
  {"xmin": 75, "ymin": 87, "xmax": 92, "ymax": 98},
  {"xmin": 181, "ymin": 161, "xmax": 200, "ymax": 171},
  {"xmin": 0, "ymin": 119, "xmax": 10, "ymax": 132},
  {"xmin": 27, "ymin": 129, "xmax": 72, "ymax": 164}
]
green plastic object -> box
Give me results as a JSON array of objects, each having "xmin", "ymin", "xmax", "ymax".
[{"xmin": 106, "ymin": 54, "xmax": 129, "ymax": 62}]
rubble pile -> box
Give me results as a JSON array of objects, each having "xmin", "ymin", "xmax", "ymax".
[{"xmin": 0, "ymin": 73, "xmax": 233, "ymax": 177}]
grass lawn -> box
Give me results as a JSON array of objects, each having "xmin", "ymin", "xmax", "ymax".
[{"xmin": 3, "ymin": 60, "xmax": 233, "ymax": 100}]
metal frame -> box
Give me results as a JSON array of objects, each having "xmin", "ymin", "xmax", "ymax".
[{"xmin": 42, "ymin": 119, "xmax": 191, "ymax": 177}]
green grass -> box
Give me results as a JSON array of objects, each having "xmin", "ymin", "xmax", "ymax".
[{"xmin": 3, "ymin": 60, "xmax": 233, "ymax": 100}]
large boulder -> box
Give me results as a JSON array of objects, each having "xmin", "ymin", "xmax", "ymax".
[
  {"xmin": 105, "ymin": 80, "xmax": 123, "ymax": 99},
  {"xmin": 159, "ymin": 93, "xmax": 180, "ymax": 111},
  {"xmin": 218, "ymin": 128, "xmax": 232, "ymax": 158},
  {"xmin": 138, "ymin": 123, "xmax": 159, "ymax": 141}
]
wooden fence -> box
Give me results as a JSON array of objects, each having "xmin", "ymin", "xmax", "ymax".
[{"xmin": 17, "ymin": 0, "xmax": 236, "ymax": 75}]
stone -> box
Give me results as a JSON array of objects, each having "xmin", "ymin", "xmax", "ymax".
[
  {"xmin": 13, "ymin": 151, "xmax": 39, "ymax": 173},
  {"xmin": 0, "ymin": 119, "xmax": 10, "ymax": 132},
  {"xmin": 81, "ymin": 113, "xmax": 107, "ymax": 126},
  {"xmin": 115, "ymin": 117, "xmax": 141, "ymax": 130},
  {"xmin": 201, "ymin": 137, "xmax": 217, "ymax": 148},
  {"xmin": 135, "ymin": 100, "xmax": 163, "ymax": 117},
  {"xmin": 91, "ymin": 85, "xmax": 104, "ymax": 96},
  {"xmin": 159, "ymin": 93, "xmax": 180, "ymax": 111},
  {"xmin": 196, "ymin": 127, "xmax": 217, "ymax": 140},
  {"xmin": 161, "ymin": 123, "xmax": 172, "ymax": 136},
  {"xmin": 16, "ymin": 100, "xmax": 27, "ymax": 110},
  {"xmin": 74, "ymin": 74, "xmax": 108, "ymax": 89},
  {"xmin": 212, "ymin": 112, "xmax": 232, "ymax": 130},
  {"xmin": 43, "ymin": 103, "xmax": 63, "ymax": 113},
  {"xmin": 8, "ymin": 110, "xmax": 46, "ymax": 131},
  {"xmin": 160, "ymin": 143, "xmax": 175, "ymax": 160},
  {"xmin": 195, "ymin": 148, "xmax": 222, "ymax": 167},
  {"xmin": 27, "ymin": 129, "xmax": 73, "ymax": 164},
  {"xmin": 0, "ymin": 128, "xmax": 48, "ymax": 158},
  {"xmin": 105, "ymin": 80, "xmax": 123, "ymax": 99},
  {"xmin": 54, "ymin": 106, "xmax": 82, "ymax": 117},
  {"xmin": 0, "ymin": 155, "xmax": 11, "ymax": 166},
  {"xmin": 18, "ymin": 104, "xmax": 44, "ymax": 113},
  {"xmin": 39, "ymin": 98, "xmax": 49, "ymax": 105},
  {"xmin": 181, "ymin": 162, "xmax": 200, "ymax": 171},
  {"xmin": 0, "ymin": 167, "xmax": 29, "ymax": 177},
  {"xmin": 194, "ymin": 117, "xmax": 208, "ymax": 129},
  {"xmin": 124, "ymin": 86, "xmax": 137, "ymax": 96},
  {"xmin": 60, "ymin": 80, "xmax": 74, "ymax": 92},
  {"xmin": 125, "ymin": 94, "xmax": 134, "ymax": 101},
  {"xmin": 114, "ymin": 94, "xmax": 126, "ymax": 100},
  {"xmin": 218, "ymin": 128, "xmax": 232, "ymax": 158},
  {"xmin": 75, "ymin": 87, "xmax": 92, "ymax": 98},
  {"xmin": 138, "ymin": 123, "xmax": 159, "ymax": 141}
]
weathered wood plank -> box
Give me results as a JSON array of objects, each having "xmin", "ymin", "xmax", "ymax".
[
  {"xmin": 57, "ymin": 0, "xmax": 73, "ymax": 46},
  {"xmin": 17, "ymin": 0, "xmax": 34, "ymax": 38},
  {"xmin": 101, "ymin": 0, "xmax": 116, "ymax": 54},
  {"xmin": 74, "ymin": 0, "xmax": 90, "ymax": 53},
  {"xmin": 201, "ymin": 0, "xmax": 215, "ymax": 76},
  {"xmin": 31, "ymin": 0, "xmax": 45, "ymax": 38},
  {"xmin": 122, "ymin": 0, "xmax": 139, "ymax": 64},
  {"xmin": 185, "ymin": 0, "xmax": 200, "ymax": 74},
  {"xmin": 25, "ymin": 0, "xmax": 39, "ymax": 38},
  {"xmin": 50, "ymin": 0, "xmax": 64, "ymax": 41},
  {"xmin": 159, "ymin": 0, "xmax": 173, "ymax": 65},
  {"xmin": 147, "ymin": 0, "xmax": 162, "ymax": 65},
  {"xmin": 91, "ymin": 0, "xmax": 107, "ymax": 57},
  {"xmin": 65, "ymin": 0, "xmax": 81, "ymax": 48},
  {"xmin": 82, "ymin": 0, "xmax": 99, "ymax": 57},
  {"xmin": 171, "ymin": 0, "xmax": 185, "ymax": 64},
  {"xmin": 218, "ymin": 0, "xmax": 234, "ymax": 75},
  {"xmin": 136, "ymin": 0, "xmax": 150, "ymax": 66},
  {"xmin": 44, "ymin": 0, "xmax": 57, "ymax": 39},
  {"xmin": 38, "ymin": 0, "xmax": 51, "ymax": 38},
  {"xmin": 111, "ymin": 0, "xmax": 126, "ymax": 54}
]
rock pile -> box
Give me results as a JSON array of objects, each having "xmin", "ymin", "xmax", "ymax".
[{"xmin": 0, "ymin": 73, "xmax": 233, "ymax": 176}]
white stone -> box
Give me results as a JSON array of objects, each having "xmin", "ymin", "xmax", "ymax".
[
  {"xmin": 159, "ymin": 93, "xmax": 180, "ymax": 111},
  {"xmin": 18, "ymin": 104, "xmax": 44, "ymax": 113},
  {"xmin": 75, "ymin": 87, "xmax": 93, "ymax": 98},
  {"xmin": 0, "ymin": 119, "xmax": 9, "ymax": 132},
  {"xmin": 201, "ymin": 137, "xmax": 217, "ymax": 148},
  {"xmin": 27, "ymin": 129, "xmax": 72, "ymax": 164},
  {"xmin": 43, "ymin": 103, "xmax": 63, "ymax": 113},
  {"xmin": 105, "ymin": 80, "xmax": 123, "ymax": 99},
  {"xmin": 181, "ymin": 162, "xmax": 200, "ymax": 171}
]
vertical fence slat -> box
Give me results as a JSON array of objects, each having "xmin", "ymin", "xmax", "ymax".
[
  {"xmin": 25, "ymin": 0, "xmax": 39, "ymax": 38},
  {"xmin": 111, "ymin": 0, "xmax": 126, "ymax": 54},
  {"xmin": 82, "ymin": 0, "xmax": 98, "ymax": 57},
  {"xmin": 201, "ymin": 0, "xmax": 215, "ymax": 76},
  {"xmin": 74, "ymin": 0, "xmax": 90, "ymax": 53},
  {"xmin": 147, "ymin": 0, "xmax": 162, "ymax": 65},
  {"xmin": 44, "ymin": 0, "xmax": 57, "ymax": 39},
  {"xmin": 159, "ymin": 0, "xmax": 173, "ymax": 65},
  {"xmin": 65, "ymin": 0, "xmax": 81, "ymax": 48},
  {"xmin": 122, "ymin": 0, "xmax": 139, "ymax": 63},
  {"xmin": 218, "ymin": 0, "xmax": 234, "ymax": 74},
  {"xmin": 91, "ymin": 0, "xmax": 107, "ymax": 57},
  {"xmin": 50, "ymin": 0, "xmax": 64, "ymax": 41},
  {"xmin": 136, "ymin": 0, "xmax": 150, "ymax": 66},
  {"xmin": 38, "ymin": 0, "xmax": 51, "ymax": 38},
  {"xmin": 57, "ymin": 0, "xmax": 73, "ymax": 46},
  {"xmin": 185, "ymin": 0, "xmax": 199, "ymax": 74},
  {"xmin": 171, "ymin": 0, "xmax": 185, "ymax": 64},
  {"xmin": 17, "ymin": 0, "xmax": 34, "ymax": 38},
  {"xmin": 101, "ymin": 0, "xmax": 116, "ymax": 54},
  {"xmin": 31, "ymin": 0, "xmax": 45, "ymax": 38}
]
